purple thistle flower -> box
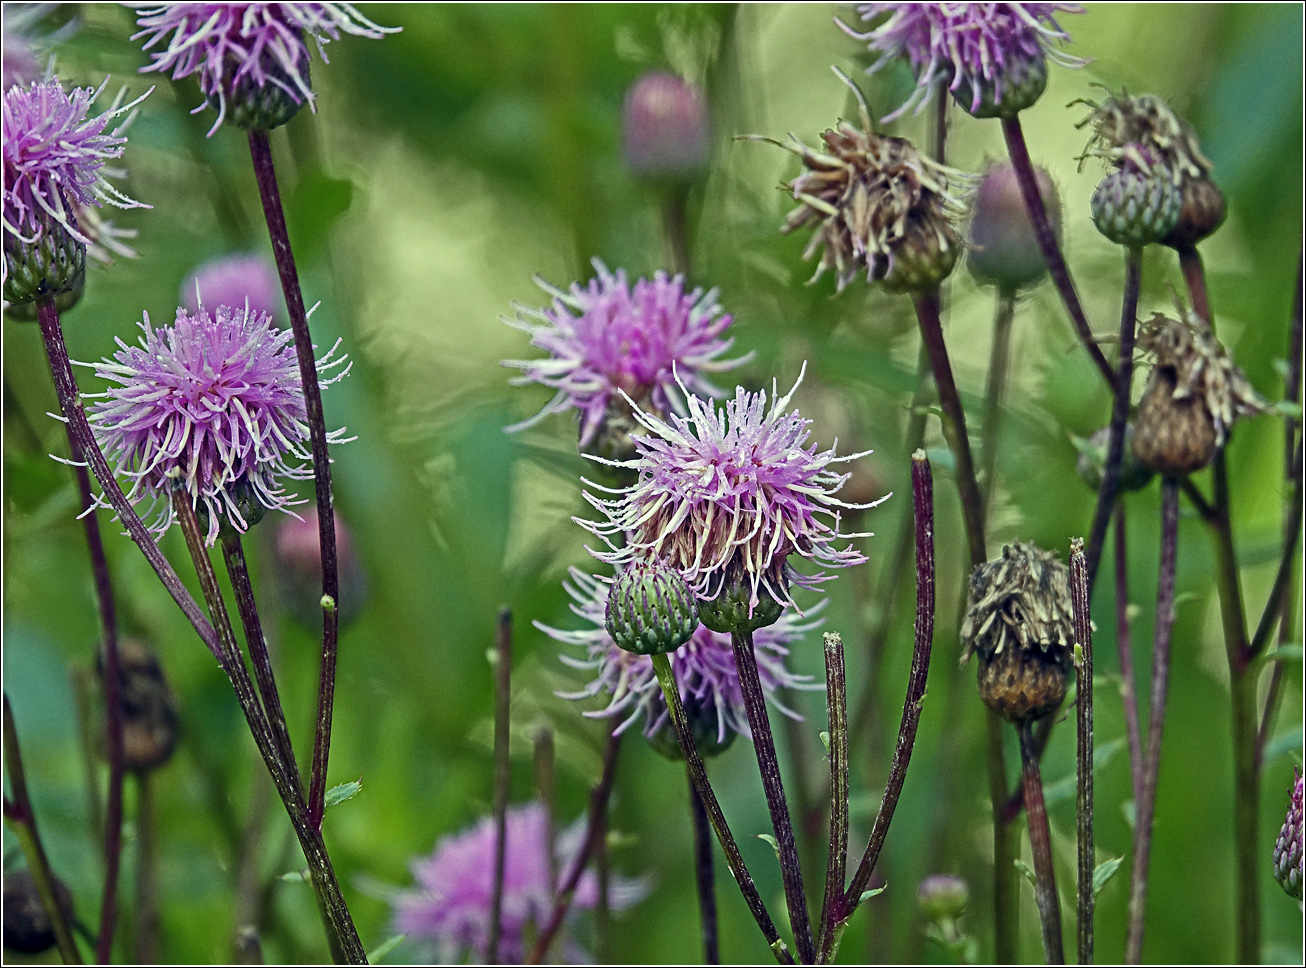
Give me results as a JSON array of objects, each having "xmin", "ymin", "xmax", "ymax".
[
  {"xmin": 503, "ymin": 259, "xmax": 749, "ymax": 449},
  {"xmin": 132, "ymin": 3, "xmax": 398, "ymax": 134},
  {"xmin": 181, "ymin": 252, "xmax": 282, "ymax": 318},
  {"xmin": 842, "ymin": 3, "xmax": 1084, "ymax": 121},
  {"xmin": 579, "ymin": 365, "xmax": 884, "ymax": 612},
  {"xmin": 543, "ymin": 567, "xmax": 820, "ymax": 748},
  {"xmin": 1273, "ymin": 768, "xmax": 1304, "ymax": 901},
  {"xmin": 82, "ymin": 304, "xmax": 350, "ymax": 545},
  {"xmin": 392, "ymin": 802, "xmax": 645, "ymax": 963},
  {"xmin": 2, "ymin": 78, "xmax": 149, "ymax": 301}
]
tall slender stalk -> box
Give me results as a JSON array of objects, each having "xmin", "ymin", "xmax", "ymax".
[
  {"xmin": 817, "ymin": 631, "xmax": 850, "ymax": 962},
  {"xmin": 1124, "ymin": 479, "xmax": 1179, "ymax": 963},
  {"xmin": 1069, "ymin": 539, "xmax": 1094, "ymax": 966},
  {"xmin": 1018, "ymin": 720, "xmax": 1065, "ymax": 965},
  {"xmin": 488, "ymin": 608, "xmax": 512, "ymax": 964},
  {"xmin": 980, "ymin": 292, "xmax": 1016, "ymax": 514},
  {"xmin": 821, "ymin": 452, "xmax": 936, "ymax": 963},
  {"xmin": 1114, "ymin": 506, "xmax": 1143, "ymax": 805},
  {"xmin": 3, "ymin": 695, "xmax": 83, "ymax": 964},
  {"xmin": 688, "ymin": 773, "xmax": 721, "ymax": 964},
  {"xmin": 247, "ymin": 129, "xmax": 342, "ymax": 828},
  {"xmin": 1000, "ymin": 116, "xmax": 1113, "ymax": 386},
  {"xmin": 533, "ymin": 726, "xmax": 559, "ymax": 894},
  {"xmin": 731, "ymin": 628, "xmax": 815, "ymax": 964},
  {"xmin": 1085, "ymin": 246, "xmax": 1142, "ymax": 591},
  {"xmin": 649, "ymin": 653, "xmax": 793, "ymax": 964},
  {"xmin": 134, "ymin": 773, "xmax": 160, "ymax": 964}
]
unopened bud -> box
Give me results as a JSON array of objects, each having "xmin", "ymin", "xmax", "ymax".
[
  {"xmin": 918, "ymin": 874, "xmax": 969, "ymax": 921},
  {"xmin": 2, "ymin": 869, "xmax": 74, "ymax": 954},
  {"xmin": 967, "ymin": 163, "xmax": 1058, "ymax": 293},
  {"xmin": 1162, "ymin": 176, "xmax": 1227, "ymax": 249},
  {"xmin": 1090, "ymin": 152, "xmax": 1181, "ymax": 248},
  {"xmin": 605, "ymin": 558, "xmax": 698, "ymax": 656},
  {"xmin": 622, "ymin": 71, "xmax": 710, "ymax": 181},
  {"xmin": 2, "ymin": 209, "xmax": 86, "ymax": 308},
  {"xmin": 1273, "ymin": 768, "xmax": 1304, "ymax": 901}
]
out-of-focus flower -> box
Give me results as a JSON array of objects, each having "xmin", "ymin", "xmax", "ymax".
[
  {"xmin": 579, "ymin": 366, "xmax": 881, "ymax": 620},
  {"xmin": 181, "ymin": 252, "xmax": 281, "ymax": 318},
  {"xmin": 967, "ymin": 161, "xmax": 1058, "ymax": 293},
  {"xmin": 758, "ymin": 81, "xmax": 968, "ymax": 294},
  {"xmin": 3, "ymin": 4, "xmax": 57, "ymax": 88},
  {"xmin": 392, "ymin": 802, "xmax": 644, "ymax": 963},
  {"xmin": 1274, "ymin": 768, "xmax": 1304, "ymax": 901},
  {"xmin": 841, "ymin": 3, "xmax": 1084, "ymax": 121},
  {"xmin": 918, "ymin": 874, "xmax": 969, "ymax": 921},
  {"xmin": 272, "ymin": 508, "xmax": 368, "ymax": 627},
  {"xmin": 1, "ymin": 869, "xmax": 74, "ymax": 955},
  {"xmin": 97, "ymin": 637, "xmax": 180, "ymax": 773},
  {"xmin": 1131, "ymin": 307, "xmax": 1265, "ymax": 475},
  {"xmin": 503, "ymin": 259, "xmax": 748, "ymax": 451},
  {"xmin": 132, "ymin": 3, "xmax": 398, "ymax": 133},
  {"xmin": 83, "ymin": 304, "xmax": 350, "ymax": 545},
  {"xmin": 961, "ymin": 541, "xmax": 1075, "ymax": 723},
  {"xmin": 621, "ymin": 70, "xmax": 711, "ymax": 180},
  {"xmin": 2, "ymin": 78, "xmax": 148, "ymax": 307},
  {"xmin": 543, "ymin": 567, "xmax": 819, "ymax": 757}
]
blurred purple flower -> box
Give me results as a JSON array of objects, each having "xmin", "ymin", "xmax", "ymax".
[
  {"xmin": 2, "ymin": 78, "xmax": 148, "ymax": 286},
  {"xmin": 621, "ymin": 71, "xmax": 711, "ymax": 179},
  {"xmin": 543, "ymin": 567, "xmax": 820, "ymax": 747},
  {"xmin": 842, "ymin": 3, "xmax": 1083, "ymax": 120},
  {"xmin": 503, "ymin": 259, "xmax": 749, "ymax": 448},
  {"xmin": 83, "ymin": 304, "xmax": 350, "ymax": 545},
  {"xmin": 181, "ymin": 252, "xmax": 281, "ymax": 318},
  {"xmin": 1274, "ymin": 768, "xmax": 1304, "ymax": 901},
  {"xmin": 579, "ymin": 366, "xmax": 882, "ymax": 612},
  {"xmin": 392, "ymin": 802, "xmax": 645, "ymax": 963},
  {"xmin": 132, "ymin": 3, "xmax": 398, "ymax": 133},
  {"xmin": 3, "ymin": 4, "xmax": 52, "ymax": 88}
]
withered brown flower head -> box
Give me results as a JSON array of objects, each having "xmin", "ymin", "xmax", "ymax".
[
  {"xmin": 961, "ymin": 541, "xmax": 1075, "ymax": 723},
  {"xmin": 758, "ymin": 77, "xmax": 968, "ymax": 294}
]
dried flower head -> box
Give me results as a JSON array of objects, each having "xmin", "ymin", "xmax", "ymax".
[
  {"xmin": 2, "ymin": 869, "xmax": 74, "ymax": 956},
  {"xmin": 181, "ymin": 252, "xmax": 281, "ymax": 318},
  {"xmin": 1076, "ymin": 89, "xmax": 1225, "ymax": 247},
  {"xmin": 503, "ymin": 259, "xmax": 748, "ymax": 450},
  {"xmin": 1273, "ymin": 768, "xmax": 1304, "ymax": 901},
  {"xmin": 961, "ymin": 541, "xmax": 1075, "ymax": 723},
  {"xmin": 133, "ymin": 3, "xmax": 398, "ymax": 133},
  {"xmin": 392, "ymin": 802, "xmax": 644, "ymax": 963},
  {"xmin": 97, "ymin": 637, "xmax": 179, "ymax": 773},
  {"xmin": 84, "ymin": 304, "xmax": 350, "ymax": 545},
  {"xmin": 579, "ymin": 365, "xmax": 881, "ymax": 615},
  {"xmin": 544, "ymin": 568, "xmax": 819, "ymax": 755},
  {"xmin": 761, "ymin": 79, "xmax": 968, "ymax": 294},
  {"xmin": 1131, "ymin": 308, "xmax": 1266, "ymax": 475},
  {"xmin": 841, "ymin": 3, "xmax": 1084, "ymax": 121},
  {"xmin": 3, "ymin": 78, "xmax": 148, "ymax": 306}
]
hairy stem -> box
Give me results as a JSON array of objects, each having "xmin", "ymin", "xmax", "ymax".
[
  {"xmin": 1001, "ymin": 116, "xmax": 1113, "ymax": 385},
  {"xmin": 247, "ymin": 129, "xmax": 341, "ymax": 828},
  {"xmin": 731, "ymin": 629, "xmax": 815, "ymax": 964},
  {"xmin": 1069, "ymin": 539, "xmax": 1094, "ymax": 966},
  {"xmin": 1019, "ymin": 720, "xmax": 1065, "ymax": 965},
  {"xmin": 488, "ymin": 609, "xmax": 512, "ymax": 964},
  {"xmin": 817, "ymin": 632, "xmax": 849, "ymax": 963}
]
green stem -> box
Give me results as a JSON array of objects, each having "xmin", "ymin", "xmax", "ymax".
[
  {"xmin": 980, "ymin": 292, "xmax": 1016, "ymax": 515},
  {"xmin": 488, "ymin": 609, "xmax": 512, "ymax": 964}
]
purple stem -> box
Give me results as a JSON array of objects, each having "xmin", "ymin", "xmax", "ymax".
[
  {"xmin": 1084, "ymin": 246, "xmax": 1142, "ymax": 592},
  {"xmin": 1069, "ymin": 539, "xmax": 1094, "ymax": 966},
  {"xmin": 1018, "ymin": 720, "xmax": 1065, "ymax": 965},
  {"xmin": 816, "ymin": 631, "xmax": 849, "ymax": 962},
  {"xmin": 1001, "ymin": 116, "xmax": 1114, "ymax": 386},
  {"xmin": 689, "ymin": 771, "xmax": 721, "ymax": 964},
  {"xmin": 488, "ymin": 609, "xmax": 512, "ymax": 964},
  {"xmin": 246, "ymin": 130, "xmax": 341, "ymax": 828},
  {"xmin": 1124, "ymin": 479, "xmax": 1179, "ymax": 963}
]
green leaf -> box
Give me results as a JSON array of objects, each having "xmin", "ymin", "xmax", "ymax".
[
  {"xmin": 1264, "ymin": 725, "xmax": 1304, "ymax": 764},
  {"xmin": 1013, "ymin": 859, "xmax": 1037, "ymax": 888},
  {"xmin": 859, "ymin": 885, "xmax": 887, "ymax": 903},
  {"xmin": 1093, "ymin": 856, "xmax": 1125, "ymax": 896},
  {"xmin": 757, "ymin": 833, "xmax": 780, "ymax": 860},
  {"xmin": 1260, "ymin": 644, "xmax": 1303, "ymax": 666},
  {"xmin": 280, "ymin": 868, "xmax": 310, "ymax": 883},
  {"xmin": 325, "ymin": 778, "xmax": 363, "ymax": 809},
  {"xmin": 367, "ymin": 934, "xmax": 405, "ymax": 962},
  {"xmin": 1121, "ymin": 800, "xmax": 1136, "ymax": 829},
  {"xmin": 819, "ymin": 730, "xmax": 831, "ymax": 754},
  {"xmin": 286, "ymin": 167, "xmax": 357, "ymax": 264}
]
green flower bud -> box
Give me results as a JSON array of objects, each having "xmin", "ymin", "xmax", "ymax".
[
  {"xmin": 3, "ymin": 210, "xmax": 86, "ymax": 308},
  {"xmin": 1090, "ymin": 155, "xmax": 1181, "ymax": 248},
  {"xmin": 605, "ymin": 559, "xmax": 698, "ymax": 656},
  {"xmin": 967, "ymin": 163, "xmax": 1058, "ymax": 293},
  {"xmin": 952, "ymin": 49, "xmax": 1048, "ymax": 120}
]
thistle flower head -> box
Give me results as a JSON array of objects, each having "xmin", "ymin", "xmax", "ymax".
[
  {"xmin": 84, "ymin": 304, "xmax": 350, "ymax": 545},
  {"xmin": 2, "ymin": 78, "xmax": 148, "ymax": 305},
  {"xmin": 503, "ymin": 259, "xmax": 748, "ymax": 449},
  {"xmin": 181, "ymin": 252, "xmax": 281, "ymax": 318},
  {"xmin": 544, "ymin": 568, "xmax": 819, "ymax": 752},
  {"xmin": 842, "ymin": 3, "xmax": 1084, "ymax": 121},
  {"xmin": 621, "ymin": 70, "xmax": 711, "ymax": 180},
  {"xmin": 132, "ymin": 3, "xmax": 398, "ymax": 134},
  {"xmin": 579, "ymin": 366, "xmax": 881, "ymax": 613},
  {"xmin": 1274, "ymin": 768, "xmax": 1304, "ymax": 901},
  {"xmin": 761, "ymin": 80, "xmax": 968, "ymax": 294},
  {"xmin": 391, "ymin": 802, "xmax": 645, "ymax": 963}
]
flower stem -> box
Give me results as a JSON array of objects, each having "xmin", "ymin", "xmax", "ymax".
[
  {"xmin": 688, "ymin": 769, "xmax": 721, "ymax": 964},
  {"xmin": 247, "ymin": 129, "xmax": 342, "ymax": 828},
  {"xmin": 1069, "ymin": 539, "xmax": 1094, "ymax": 966},
  {"xmin": 1124, "ymin": 478, "xmax": 1179, "ymax": 963},
  {"xmin": 34, "ymin": 298, "xmax": 224, "ymax": 661},
  {"xmin": 488, "ymin": 608, "xmax": 512, "ymax": 964},
  {"xmin": 980, "ymin": 292, "xmax": 1016, "ymax": 516},
  {"xmin": 1000, "ymin": 116, "xmax": 1113, "ymax": 386},
  {"xmin": 221, "ymin": 534, "xmax": 301, "ymax": 790},
  {"xmin": 816, "ymin": 631, "xmax": 849, "ymax": 963},
  {"xmin": 1084, "ymin": 246, "xmax": 1142, "ymax": 592},
  {"xmin": 731, "ymin": 628, "xmax": 816, "ymax": 964},
  {"xmin": 533, "ymin": 726, "xmax": 559, "ymax": 895},
  {"xmin": 134, "ymin": 772, "xmax": 160, "ymax": 963},
  {"xmin": 1114, "ymin": 506, "xmax": 1144, "ymax": 806},
  {"xmin": 912, "ymin": 290, "xmax": 986, "ymax": 568},
  {"xmin": 827, "ymin": 452, "xmax": 935, "ymax": 961},
  {"xmin": 663, "ymin": 185, "xmax": 692, "ymax": 278},
  {"xmin": 2, "ymin": 694, "xmax": 83, "ymax": 964},
  {"xmin": 988, "ymin": 716, "xmax": 1018, "ymax": 964},
  {"xmin": 527, "ymin": 731, "xmax": 623, "ymax": 964},
  {"xmin": 171, "ymin": 487, "xmax": 365, "ymax": 964},
  {"xmin": 650, "ymin": 653, "xmax": 794, "ymax": 964},
  {"xmin": 1018, "ymin": 720, "xmax": 1064, "ymax": 965}
]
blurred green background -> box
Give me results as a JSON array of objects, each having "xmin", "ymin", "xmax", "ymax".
[{"xmin": 2, "ymin": 2, "xmax": 1302, "ymax": 964}]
